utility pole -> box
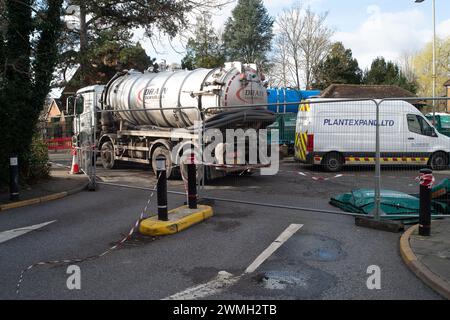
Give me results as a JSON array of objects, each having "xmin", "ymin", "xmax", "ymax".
[{"xmin": 415, "ymin": 0, "xmax": 437, "ymax": 122}]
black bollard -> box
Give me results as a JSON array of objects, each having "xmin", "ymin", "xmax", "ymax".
[
  {"xmin": 419, "ymin": 168, "xmax": 433, "ymax": 236},
  {"xmin": 9, "ymin": 155, "xmax": 19, "ymax": 201},
  {"xmin": 156, "ymin": 156, "xmax": 168, "ymax": 221},
  {"xmin": 187, "ymin": 154, "xmax": 197, "ymax": 209}
]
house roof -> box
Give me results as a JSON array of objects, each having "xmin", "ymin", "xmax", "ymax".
[
  {"xmin": 320, "ymin": 84, "xmax": 417, "ymax": 100},
  {"xmin": 444, "ymin": 79, "xmax": 450, "ymax": 87}
]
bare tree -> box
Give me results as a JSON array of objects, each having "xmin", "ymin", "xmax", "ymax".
[
  {"xmin": 269, "ymin": 32, "xmax": 293, "ymax": 87},
  {"xmin": 300, "ymin": 8, "xmax": 334, "ymax": 88},
  {"xmin": 273, "ymin": 3, "xmax": 305, "ymax": 89},
  {"xmin": 269, "ymin": 3, "xmax": 333, "ymax": 89},
  {"xmin": 398, "ymin": 51, "xmax": 417, "ymax": 84}
]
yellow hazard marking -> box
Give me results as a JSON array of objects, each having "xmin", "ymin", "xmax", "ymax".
[
  {"xmin": 298, "ymin": 103, "xmax": 311, "ymax": 112},
  {"xmin": 344, "ymin": 157, "xmax": 429, "ymax": 163},
  {"xmin": 295, "ymin": 132, "xmax": 308, "ymax": 161}
]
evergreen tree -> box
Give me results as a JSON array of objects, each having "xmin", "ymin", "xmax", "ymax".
[
  {"xmin": 313, "ymin": 42, "xmax": 362, "ymax": 90},
  {"xmin": 69, "ymin": 29, "xmax": 157, "ymax": 86},
  {"xmin": 222, "ymin": 0, "xmax": 274, "ymax": 63},
  {"xmin": 0, "ymin": 0, "xmax": 63, "ymax": 184},
  {"xmin": 363, "ymin": 57, "xmax": 417, "ymax": 93},
  {"xmin": 61, "ymin": 0, "xmax": 228, "ymax": 86},
  {"xmin": 181, "ymin": 14, "xmax": 225, "ymax": 70}
]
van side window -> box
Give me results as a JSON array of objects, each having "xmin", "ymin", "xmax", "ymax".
[
  {"xmin": 407, "ymin": 114, "xmax": 435, "ymax": 137},
  {"xmin": 407, "ymin": 114, "xmax": 422, "ymax": 134}
]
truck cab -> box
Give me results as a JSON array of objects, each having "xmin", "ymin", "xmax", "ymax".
[{"xmin": 73, "ymin": 85, "xmax": 104, "ymax": 146}]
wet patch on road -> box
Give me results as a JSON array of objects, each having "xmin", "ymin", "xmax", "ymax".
[
  {"xmin": 181, "ymin": 267, "xmax": 221, "ymax": 284},
  {"xmin": 277, "ymin": 233, "xmax": 347, "ymax": 262},
  {"xmin": 209, "ymin": 220, "xmax": 241, "ymax": 232},
  {"xmin": 110, "ymin": 233, "xmax": 159, "ymax": 249},
  {"xmin": 213, "ymin": 209, "xmax": 254, "ymax": 219}
]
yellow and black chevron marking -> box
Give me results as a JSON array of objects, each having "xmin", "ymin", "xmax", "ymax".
[
  {"xmin": 299, "ymin": 103, "xmax": 311, "ymax": 112},
  {"xmin": 295, "ymin": 132, "xmax": 308, "ymax": 161},
  {"xmin": 344, "ymin": 156, "xmax": 429, "ymax": 164}
]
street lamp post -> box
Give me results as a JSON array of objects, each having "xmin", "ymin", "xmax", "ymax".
[{"xmin": 415, "ymin": 0, "xmax": 437, "ymax": 121}]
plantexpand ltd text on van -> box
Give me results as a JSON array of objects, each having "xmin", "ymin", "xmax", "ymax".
[{"xmin": 294, "ymin": 99, "xmax": 450, "ymax": 172}]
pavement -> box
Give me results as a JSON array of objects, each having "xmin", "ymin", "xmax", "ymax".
[
  {"xmin": 0, "ymin": 157, "xmax": 88, "ymax": 210},
  {"xmin": 400, "ymin": 220, "xmax": 450, "ymax": 299},
  {"xmin": 0, "ymin": 154, "xmax": 443, "ymax": 299}
]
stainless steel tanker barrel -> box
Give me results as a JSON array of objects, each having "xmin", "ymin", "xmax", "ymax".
[{"xmin": 103, "ymin": 62, "xmax": 268, "ymax": 128}]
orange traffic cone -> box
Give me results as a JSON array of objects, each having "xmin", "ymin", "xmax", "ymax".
[{"xmin": 70, "ymin": 147, "xmax": 81, "ymax": 174}]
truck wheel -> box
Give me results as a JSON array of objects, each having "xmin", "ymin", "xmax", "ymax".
[
  {"xmin": 322, "ymin": 153, "xmax": 343, "ymax": 172},
  {"xmin": 152, "ymin": 146, "xmax": 177, "ymax": 179},
  {"xmin": 101, "ymin": 142, "xmax": 117, "ymax": 169},
  {"xmin": 430, "ymin": 152, "xmax": 448, "ymax": 171}
]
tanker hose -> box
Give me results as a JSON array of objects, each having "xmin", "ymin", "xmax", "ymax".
[{"xmin": 187, "ymin": 108, "xmax": 276, "ymax": 131}]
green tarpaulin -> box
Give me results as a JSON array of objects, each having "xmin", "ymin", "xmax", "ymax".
[{"xmin": 330, "ymin": 178, "xmax": 450, "ymax": 221}]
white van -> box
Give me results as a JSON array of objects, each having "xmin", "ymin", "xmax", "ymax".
[{"xmin": 294, "ymin": 99, "xmax": 450, "ymax": 172}]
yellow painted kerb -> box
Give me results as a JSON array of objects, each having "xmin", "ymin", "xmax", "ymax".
[{"xmin": 139, "ymin": 205, "xmax": 213, "ymax": 236}]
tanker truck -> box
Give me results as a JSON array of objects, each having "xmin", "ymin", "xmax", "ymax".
[{"xmin": 72, "ymin": 61, "xmax": 276, "ymax": 179}]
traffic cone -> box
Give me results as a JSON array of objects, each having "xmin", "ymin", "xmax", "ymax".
[{"xmin": 70, "ymin": 147, "xmax": 80, "ymax": 174}]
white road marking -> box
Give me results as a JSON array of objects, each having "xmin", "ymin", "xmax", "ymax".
[
  {"xmin": 0, "ymin": 220, "xmax": 56, "ymax": 244},
  {"xmin": 163, "ymin": 223, "xmax": 303, "ymax": 300},
  {"xmin": 245, "ymin": 223, "xmax": 303, "ymax": 273},
  {"xmin": 164, "ymin": 271, "xmax": 240, "ymax": 300}
]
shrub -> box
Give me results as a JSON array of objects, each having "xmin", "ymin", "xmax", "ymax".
[{"xmin": 20, "ymin": 135, "xmax": 50, "ymax": 184}]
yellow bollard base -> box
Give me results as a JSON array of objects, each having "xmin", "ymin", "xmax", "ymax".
[{"xmin": 139, "ymin": 205, "xmax": 213, "ymax": 236}]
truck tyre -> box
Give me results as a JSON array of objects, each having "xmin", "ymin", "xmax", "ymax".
[
  {"xmin": 101, "ymin": 141, "xmax": 117, "ymax": 169},
  {"xmin": 322, "ymin": 153, "xmax": 344, "ymax": 172},
  {"xmin": 430, "ymin": 152, "xmax": 449, "ymax": 171},
  {"xmin": 152, "ymin": 146, "xmax": 179, "ymax": 179}
]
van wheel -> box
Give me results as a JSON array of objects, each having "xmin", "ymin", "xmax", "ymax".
[
  {"xmin": 101, "ymin": 141, "xmax": 117, "ymax": 169},
  {"xmin": 322, "ymin": 153, "xmax": 344, "ymax": 172},
  {"xmin": 430, "ymin": 152, "xmax": 449, "ymax": 171}
]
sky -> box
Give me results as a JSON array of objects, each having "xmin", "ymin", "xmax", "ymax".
[{"xmin": 134, "ymin": 0, "xmax": 450, "ymax": 70}]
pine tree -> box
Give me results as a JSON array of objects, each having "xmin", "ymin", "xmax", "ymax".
[
  {"xmin": 222, "ymin": 0, "xmax": 274, "ymax": 63},
  {"xmin": 181, "ymin": 14, "xmax": 225, "ymax": 70},
  {"xmin": 313, "ymin": 42, "xmax": 362, "ymax": 90}
]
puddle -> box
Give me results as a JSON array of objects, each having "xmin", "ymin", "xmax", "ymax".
[{"xmin": 303, "ymin": 247, "xmax": 343, "ymax": 262}]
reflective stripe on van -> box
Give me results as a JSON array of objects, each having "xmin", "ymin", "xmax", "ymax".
[
  {"xmin": 298, "ymin": 103, "xmax": 311, "ymax": 112},
  {"xmin": 344, "ymin": 157, "xmax": 429, "ymax": 164},
  {"xmin": 310, "ymin": 156, "xmax": 429, "ymax": 165},
  {"xmin": 295, "ymin": 132, "xmax": 308, "ymax": 161}
]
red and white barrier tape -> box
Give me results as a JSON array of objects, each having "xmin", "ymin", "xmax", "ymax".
[
  {"xmin": 295, "ymin": 170, "xmax": 344, "ymax": 181},
  {"xmin": 15, "ymin": 174, "xmax": 163, "ymax": 295}
]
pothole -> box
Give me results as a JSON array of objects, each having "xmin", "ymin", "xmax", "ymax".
[{"xmin": 257, "ymin": 271, "xmax": 308, "ymax": 290}]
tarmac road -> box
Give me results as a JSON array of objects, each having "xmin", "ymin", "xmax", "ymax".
[{"xmin": 0, "ymin": 155, "xmax": 442, "ymax": 299}]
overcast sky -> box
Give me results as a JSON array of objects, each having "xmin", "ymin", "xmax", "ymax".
[{"xmin": 134, "ymin": 0, "xmax": 450, "ymax": 70}]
